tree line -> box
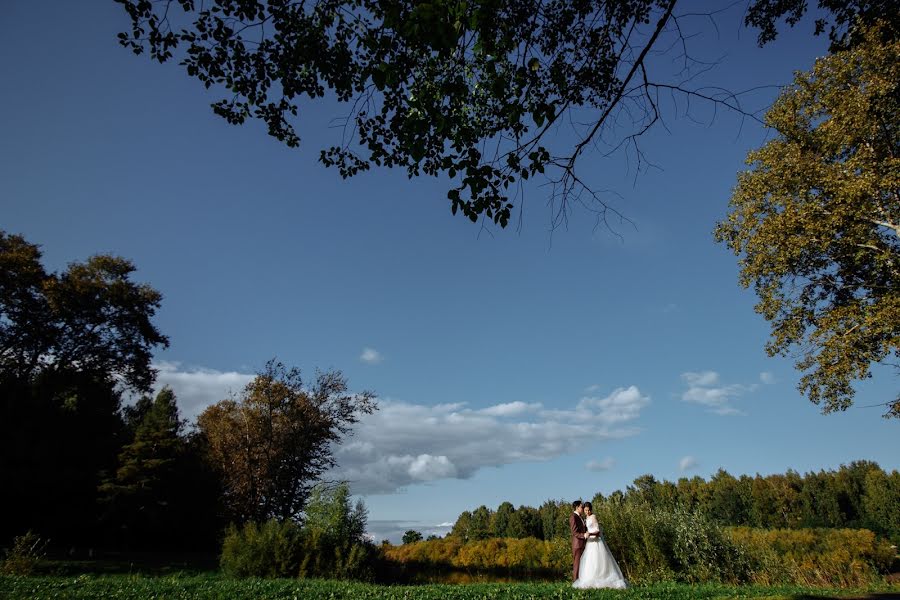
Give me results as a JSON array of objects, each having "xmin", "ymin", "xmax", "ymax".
[
  {"xmin": 448, "ymin": 462, "xmax": 900, "ymax": 545},
  {"xmin": 0, "ymin": 231, "xmax": 375, "ymax": 552}
]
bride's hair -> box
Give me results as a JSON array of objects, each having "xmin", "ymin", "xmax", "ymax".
[{"xmin": 583, "ymin": 502, "xmax": 593, "ymax": 512}]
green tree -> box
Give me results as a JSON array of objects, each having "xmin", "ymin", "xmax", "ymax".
[
  {"xmin": 98, "ymin": 387, "xmax": 186, "ymax": 547},
  {"xmin": 197, "ymin": 360, "xmax": 377, "ymax": 523},
  {"xmin": 304, "ymin": 482, "xmax": 368, "ymax": 544},
  {"xmin": 507, "ymin": 505, "xmax": 542, "ymax": 539},
  {"xmin": 402, "ymin": 530, "xmax": 423, "ymax": 545},
  {"xmin": 0, "ymin": 231, "xmax": 168, "ymax": 545},
  {"xmin": 707, "ymin": 469, "xmax": 750, "ymax": 525},
  {"xmin": 716, "ymin": 23, "xmax": 900, "ymax": 417},
  {"xmin": 450, "ymin": 510, "xmax": 473, "ymax": 541},
  {"xmin": 468, "ymin": 505, "xmax": 492, "ymax": 541},
  {"xmin": 0, "ymin": 231, "xmax": 168, "ymax": 391},
  {"xmin": 114, "ymin": 1, "xmax": 873, "ymax": 230},
  {"xmin": 862, "ymin": 468, "xmax": 900, "ymax": 544},
  {"xmin": 538, "ymin": 499, "xmax": 571, "ymax": 540},
  {"xmin": 490, "ymin": 501, "xmax": 515, "ymax": 538}
]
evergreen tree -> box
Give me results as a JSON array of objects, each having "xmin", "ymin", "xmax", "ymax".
[{"xmin": 98, "ymin": 387, "xmax": 185, "ymax": 548}]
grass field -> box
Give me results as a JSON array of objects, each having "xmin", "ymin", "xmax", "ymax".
[{"xmin": 1, "ymin": 575, "xmax": 898, "ymax": 600}]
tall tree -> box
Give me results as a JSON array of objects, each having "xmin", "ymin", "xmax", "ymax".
[
  {"xmin": 98, "ymin": 387, "xmax": 186, "ymax": 548},
  {"xmin": 716, "ymin": 23, "xmax": 900, "ymax": 417},
  {"xmin": 114, "ymin": 1, "xmax": 875, "ymax": 230},
  {"xmin": 197, "ymin": 359, "xmax": 376, "ymax": 522},
  {"xmin": 0, "ymin": 231, "xmax": 168, "ymax": 544},
  {"xmin": 0, "ymin": 232, "xmax": 168, "ymax": 391},
  {"xmin": 490, "ymin": 501, "xmax": 515, "ymax": 538}
]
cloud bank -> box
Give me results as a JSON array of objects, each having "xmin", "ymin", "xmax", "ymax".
[
  {"xmin": 333, "ymin": 386, "xmax": 650, "ymax": 494},
  {"xmin": 153, "ymin": 361, "xmax": 254, "ymax": 421},
  {"xmin": 149, "ymin": 362, "xmax": 650, "ymax": 495}
]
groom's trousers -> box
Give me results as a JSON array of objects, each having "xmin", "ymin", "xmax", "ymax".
[{"xmin": 572, "ymin": 546, "xmax": 584, "ymax": 580}]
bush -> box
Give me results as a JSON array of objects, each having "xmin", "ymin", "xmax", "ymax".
[
  {"xmin": 594, "ymin": 503, "xmax": 752, "ymax": 584},
  {"xmin": 0, "ymin": 531, "xmax": 48, "ymax": 576},
  {"xmin": 728, "ymin": 527, "xmax": 894, "ymax": 587},
  {"xmin": 220, "ymin": 519, "xmax": 379, "ymax": 580},
  {"xmin": 220, "ymin": 519, "xmax": 302, "ymax": 578}
]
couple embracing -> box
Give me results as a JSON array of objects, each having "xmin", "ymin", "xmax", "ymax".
[{"xmin": 569, "ymin": 500, "xmax": 628, "ymax": 589}]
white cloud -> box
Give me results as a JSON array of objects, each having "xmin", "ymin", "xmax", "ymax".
[
  {"xmin": 333, "ymin": 386, "xmax": 650, "ymax": 494},
  {"xmin": 360, "ymin": 347, "xmax": 383, "ymax": 364},
  {"xmin": 679, "ymin": 456, "xmax": 698, "ymax": 471},
  {"xmin": 682, "ymin": 371, "xmax": 720, "ymax": 387},
  {"xmin": 759, "ymin": 371, "xmax": 776, "ymax": 385},
  {"xmin": 586, "ymin": 457, "xmax": 615, "ymax": 472},
  {"xmin": 152, "ymin": 361, "xmax": 254, "ymax": 421},
  {"xmin": 478, "ymin": 401, "xmax": 542, "ymax": 417},
  {"xmin": 680, "ymin": 371, "xmax": 755, "ymax": 416},
  {"xmin": 146, "ymin": 362, "xmax": 650, "ymax": 497}
]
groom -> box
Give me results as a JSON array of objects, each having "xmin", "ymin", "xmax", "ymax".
[{"xmin": 570, "ymin": 500, "xmax": 593, "ymax": 581}]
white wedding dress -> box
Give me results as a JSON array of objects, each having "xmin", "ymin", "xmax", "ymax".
[{"xmin": 573, "ymin": 515, "xmax": 628, "ymax": 589}]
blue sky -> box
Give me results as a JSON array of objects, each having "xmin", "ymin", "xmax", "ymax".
[{"xmin": 2, "ymin": 1, "xmax": 897, "ymax": 542}]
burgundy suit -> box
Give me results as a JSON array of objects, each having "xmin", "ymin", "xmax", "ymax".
[{"xmin": 570, "ymin": 511, "xmax": 589, "ymax": 580}]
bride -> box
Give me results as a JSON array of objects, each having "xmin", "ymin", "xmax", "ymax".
[{"xmin": 573, "ymin": 502, "xmax": 628, "ymax": 589}]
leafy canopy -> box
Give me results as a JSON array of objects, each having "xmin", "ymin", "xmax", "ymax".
[
  {"xmin": 115, "ymin": 0, "xmax": 879, "ymax": 229},
  {"xmin": 0, "ymin": 231, "xmax": 168, "ymax": 392},
  {"xmin": 715, "ymin": 23, "xmax": 900, "ymax": 418}
]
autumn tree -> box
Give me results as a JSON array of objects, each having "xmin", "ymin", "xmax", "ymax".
[
  {"xmin": 197, "ymin": 359, "xmax": 376, "ymax": 523},
  {"xmin": 716, "ymin": 23, "xmax": 900, "ymax": 417}
]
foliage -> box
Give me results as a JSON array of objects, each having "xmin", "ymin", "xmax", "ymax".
[
  {"xmin": 449, "ymin": 462, "xmax": 900, "ymax": 546},
  {"xmin": 715, "ymin": 23, "xmax": 900, "ymax": 416},
  {"xmin": 744, "ymin": 0, "xmax": 900, "ymax": 50},
  {"xmin": 728, "ymin": 527, "xmax": 895, "ymax": 587},
  {"xmin": 385, "ymin": 536, "xmax": 568, "ymax": 574},
  {"xmin": 402, "ymin": 530, "xmax": 424, "ymax": 545},
  {"xmin": 303, "ymin": 483, "xmax": 368, "ymax": 546},
  {"xmin": 390, "ymin": 506, "xmax": 752, "ymax": 584},
  {"xmin": 220, "ymin": 519, "xmax": 378, "ymax": 580},
  {"xmin": 221, "ymin": 482, "xmax": 375, "ymax": 580},
  {"xmin": 197, "ymin": 359, "xmax": 376, "ymax": 522},
  {"xmin": 0, "ymin": 531, "xmax": 47, "ymax": 576},
  {"xmin": 0, "ymin": 231, "xmax": 168, "ymax": 392},
  {"xmin": 0, "ymin": 231, "xmax": 168, "ymax": 546},
  {"xmin": 114, "ymin": 1, "xmax": 875, "ymax": 229},
  {"xmin": 2, "ymin": 576, "xmax": 897, "ymax": 600},
  {"xmin": 98, "ymin": 387, "xmax": 222, "ymax": 550},
  {"xmin": 220, "ymin": 520, "xmax": 304, "ymax": 578}
]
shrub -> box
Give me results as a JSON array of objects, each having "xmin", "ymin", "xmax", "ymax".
[
  {"xmin": 221, "ymin": 519, "xmax": 379, "ymax": 580},
  {"xmin": 728, "ymin": 526, "xmax": 894, "ymax": 587},
  {"xmin": 594, "ymin": 502, "xmax": 752, "ymax": 584},
  {"xmin": 220, "ymin": 519, "xmax": 302, "ymax": 578},
  {"xmin": 0, "ymin": 531, "xmax": 48, "ymax": 576}
]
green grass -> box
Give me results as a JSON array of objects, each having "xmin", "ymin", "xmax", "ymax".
[{"xmin": 0, "ymin": 575, "xmax": 897, "ymax": 600}]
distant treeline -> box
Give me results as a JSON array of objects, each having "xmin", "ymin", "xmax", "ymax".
[
  {"xmin": 390, "ymin": 504, "xmax": 895, "ymax": 587},
  {"xmin": 449, "ymin": 461, "xmax": 900, "ymax": 544}
]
